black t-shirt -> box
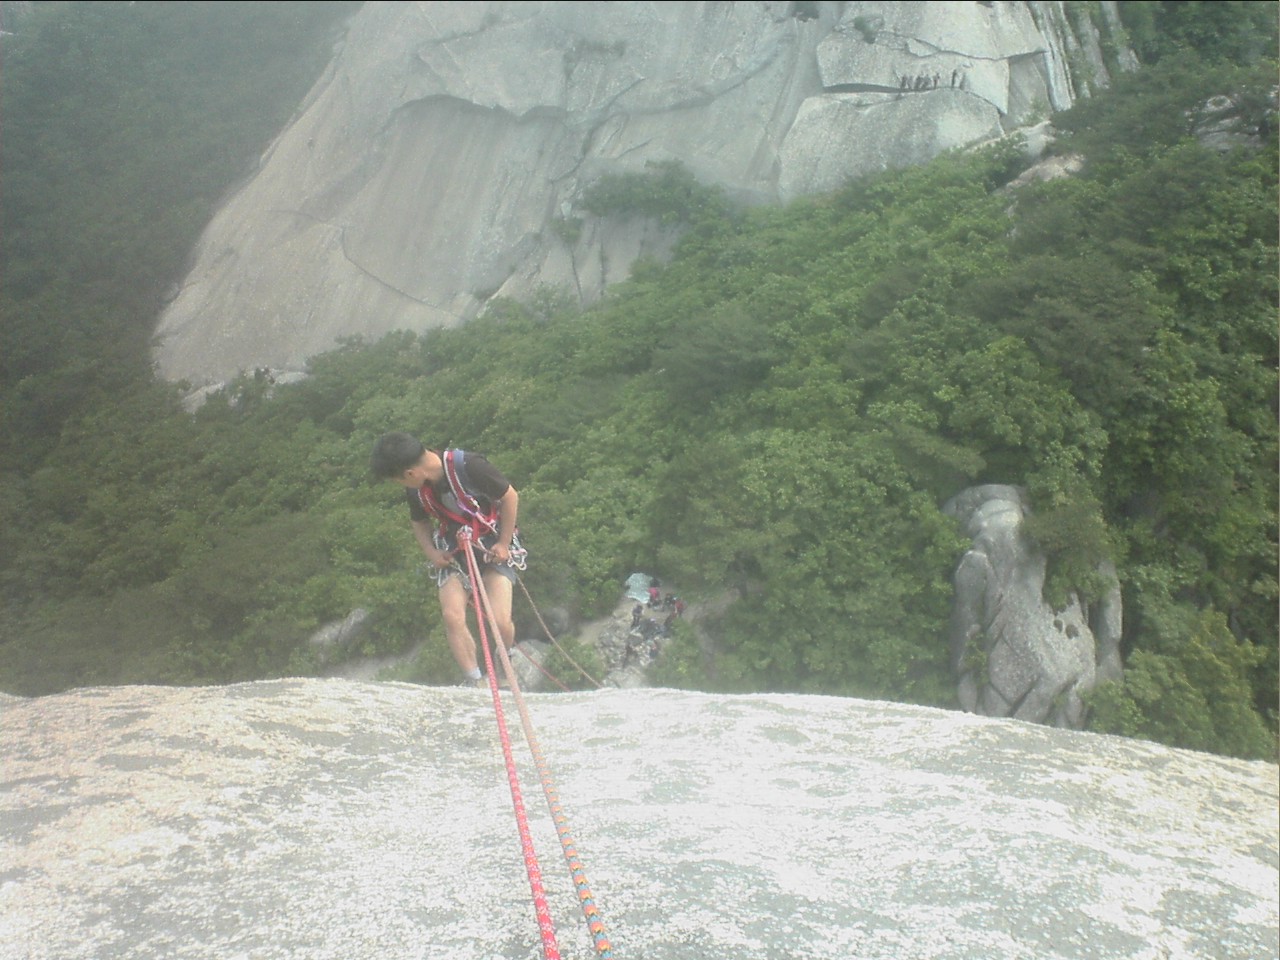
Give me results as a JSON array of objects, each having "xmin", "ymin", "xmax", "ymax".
[{"xmin": 405, "ymin": 451, "xmax": 510, "ymax": 525}]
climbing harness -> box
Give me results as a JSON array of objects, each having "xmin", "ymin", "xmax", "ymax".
[
  {"xmin": 459, "ymin": 529, "xmax": 614, "ymax": 958},
  {"xmin": 428, "ymin": 529, "xmax": 526, "ymax": 592},
  {"xmin": 418, "ymin": 449, "xmax": 528, "ymax": 570},
  {"xmin": 416, "ymin": 449, "xmax": 495, "ymax": 540},
  {"xmin": 417, "ymin": 448, "xmax": 529, "ymax": 600}
]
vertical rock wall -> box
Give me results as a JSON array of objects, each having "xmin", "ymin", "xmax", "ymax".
[
  {"xmin": 153, "ymin": 1, "xmax": 1135, "ymax": 386},
  {"xmin": 944, "ymin": 485, "xmax": 1124, "ymax": 729}
]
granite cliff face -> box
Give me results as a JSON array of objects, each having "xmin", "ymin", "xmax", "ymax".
[
  {"xmin": 944, "ymin": 485, "xmax": 1123, "ymax": 729},
  {"xmin": 153, "ymin": 0, "xmax": 1136, "ymax": 385},
  {"xmin": 2, "ymin": 681, "xmax": 1276, "ymax": 960}
]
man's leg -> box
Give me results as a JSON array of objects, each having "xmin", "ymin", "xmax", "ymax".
[
  {"xmin": 481, "ymin": 569, "xmax": 516, "ymax": 651},
  {"xmin": 438, "ymin": 575, "xmax": 478, "ymax": 674}
]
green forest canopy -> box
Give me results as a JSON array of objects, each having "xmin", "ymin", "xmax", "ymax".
[{"xmin": 0, "ymin": 1, "xmax": 1275, "ymax": 760}]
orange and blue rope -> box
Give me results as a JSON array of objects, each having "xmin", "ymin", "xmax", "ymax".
[
  {"xmin": 463, "ymin": 532, "xmax": 615, "ymax": 958},
  {"xmin": 492, "ymin": 639, "xmax": 614, "ymax": 958},
  {"xmin": 462, "ymin": 535, "xmax": 561, "ymax": 959}
]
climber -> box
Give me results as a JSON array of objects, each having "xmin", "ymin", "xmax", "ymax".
[{"xmin": 370, "ymin": 431, "xmax": 526, "ymax": 686}]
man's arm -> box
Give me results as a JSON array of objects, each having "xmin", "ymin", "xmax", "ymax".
[
  {"xmin": 489, "ymin": 485, "xmax": 519, "ymax": 562},
  {"xmin": 411, "ymin": 518, "xmax": 452, "ymax": 567}
]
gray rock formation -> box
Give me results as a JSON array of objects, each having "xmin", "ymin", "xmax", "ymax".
[
  {"xmin": 2, "ymin": 681, "xmax": 1275, "ymax": 960},
  {"xmin": 944, "ymin": 484, "xmax": 1123, "ymax": 729},
  {"xmin": 306, "ymin": 606, "xmax": 373, "ymax": 666},
  {"xmin": 153, "ymin": 1, "xmax": 1136, "ymax": 386}
]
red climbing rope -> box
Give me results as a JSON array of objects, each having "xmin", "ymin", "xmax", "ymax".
[
  {"xmin": 460, "ymin": 532, "xmax": 562, "ymax": 960},
  {"xmin": 490, "ymin": 636, "xmax": 615, "ymax": 958},
  {"xmin": 463, "ymin": 532, "xmax": 615, "ymax": 958}
]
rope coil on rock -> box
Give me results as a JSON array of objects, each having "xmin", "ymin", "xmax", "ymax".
[{"xmin": 461, "ymin": 531, "xmax": 615, "ymax": 958}]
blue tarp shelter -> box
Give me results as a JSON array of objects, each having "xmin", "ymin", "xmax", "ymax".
[{"xmin": 624, "ymin": 572, "xmax": 653, "ymax": 602}]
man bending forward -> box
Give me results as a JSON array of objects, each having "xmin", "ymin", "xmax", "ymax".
[{"xmin": 370, "ymin": 432, "xmax": 524, "ymax": 685}]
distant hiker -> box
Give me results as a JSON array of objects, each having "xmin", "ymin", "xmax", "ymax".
[
  {"xmin": 662, "ymin": 612, "xmax": 676, "ymax": 637},
  {"xmin": 647, "ymin": 585, "xmax": 661, "ymax": 608},
  {"xmin": 674, "ymin": 598, "xmax": 686, "ymax": 618},
  {"xmin": 623, "ymin": 631, "xmax": 643, "ymax": 667},
  {"xmin": 631, "ymin": 604, "xmax": 644, "ymax": 629},
  {"xmin": 370, "ymin": 432, "xmax": 525, "ymax": 687}
]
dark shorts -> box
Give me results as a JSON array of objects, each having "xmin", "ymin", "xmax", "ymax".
[{"xmin": 431, "ymin": 531, "xmax": 525, "ymax": 590}]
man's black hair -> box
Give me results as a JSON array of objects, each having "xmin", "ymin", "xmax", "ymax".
[{"xmin": 370, "ymin": 431, "xmax": 426, "ymax": 479}]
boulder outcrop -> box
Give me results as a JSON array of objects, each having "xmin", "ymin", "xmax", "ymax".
[
  {"xmin": 153, "ymin": 1, "xmax": 1136, "ymax": 386},
  {"xmin": 944, "ymin": 484, "xmax": 1123, "ymax": 729},
  {"xmin": 2, "ymin": 681, "xmax": 1275, "ymax": 959}
]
